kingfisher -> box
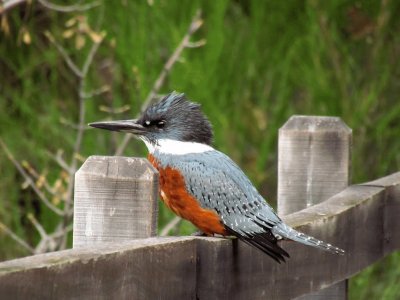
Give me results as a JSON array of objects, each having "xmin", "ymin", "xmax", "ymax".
[{"xmin": 90, "ymin": 92, "xmax": 344, "ymax": 263}]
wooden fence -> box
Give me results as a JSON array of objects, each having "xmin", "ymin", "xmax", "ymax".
[{"xmin": 0, "ymin": 116, "xmax": 399, "ymax": 299}]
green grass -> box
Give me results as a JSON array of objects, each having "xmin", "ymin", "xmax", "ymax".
[{"xmin": 0, "ymin": 0, "xmax": 399, "ymax": 298}]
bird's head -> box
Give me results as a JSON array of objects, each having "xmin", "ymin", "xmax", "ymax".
[{"xmin": 89, "ymin": 92, "xmax": 213, "ymax": 148}]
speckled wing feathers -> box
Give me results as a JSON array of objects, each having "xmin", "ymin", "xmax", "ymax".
[{"xmin": 154, "ymin": 149, "xmax": 289, "ymax": 262}]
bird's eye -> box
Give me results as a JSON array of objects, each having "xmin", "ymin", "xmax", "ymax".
[
  {"xmin": 143, "ymin": 120, "xmax": 151, "ymax": 127},
  {"xmin": 156, "ymin": 120, "xmax": 166, "ymax": 129}
]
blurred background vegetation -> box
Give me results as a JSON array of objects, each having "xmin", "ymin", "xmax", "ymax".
[{"xmin": 0, "ymin": 0, "xmax": 399, "ymax": 298}]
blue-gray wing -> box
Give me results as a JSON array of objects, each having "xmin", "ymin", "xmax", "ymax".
[{"xmin": 158, "ymin": 150, "xmax": 289, "ymax": 262}]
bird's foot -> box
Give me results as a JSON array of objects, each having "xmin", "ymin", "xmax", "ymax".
[
  {"xmin": 191, "ymin": 231, "xmax": 235, "ymax": 238},
  {"xmin": 191, "ymin": 230, "xmax": 207, "ymax": 236},
  {"xmin": 212, "ymin": 233, "xmax": 225, "ymax": 238}
]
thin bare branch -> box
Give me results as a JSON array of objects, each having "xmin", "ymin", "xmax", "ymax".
[
  {"xmin": 0, "ymin": 221, "xmax": 35, "ymax": 253},
  {"xmin": 114, "ymin": 9, "xmax": 204, "ymax": 156},
  {"xmin": 59, "ymin": 117, "xmax": 89, "ymax": 130},
  {"xmin": 142, "ymin": 9, "xmax": 203, "ymax": 110},
  {"xmin": 2, "ymin": 2, "xmax": 104, "ymax": 253},
  {"xmin": 50, "ymin": 223, "xmax": 73, "ymax": 239},
  {"xmin": 0, "ymin": 138, "xmax": 64, "ymax": 216},
  {"xmin": 66, "ymin": 35, "xmax": 105, "ymax": 194},
  {"xmin": 27, "ymin": 213, "xmax": 48, "ymax": 239},
  {"xmin": 81, "ymin": 33, "xmax": 105, "ymax": 77},
  {"xmin": 34, "ymin": 236, "xmax": 57, "ymax": 254},
  {"xmin": 160, "ymin": 216, "xmax": 182, "ymax": 237},
  {"xmin": 57, "ymin": 35, "xmax": 105, "ymax": 249},
  {"xmin": 22, "ymin": 161, "xmax": 57, "ymax": 196},
  {"xmin": 38, "ymin": 0, "xmax": 100, "ymax": 13},
  {"xmin": 45, "ymin": 31, "xmax": 83, "ymax": 78},
  {"xmin": 75, "ymin": 35, "xmax": 105, "ymax": 156},
  {"xmin": 46, "ymin": 150, "xmax": 73, "ymax": 174},
  {"xmin": 81, "ymin": 85, "xmax": 110, "ymax": 99},
  {"xmin": 29, "ymin": 214, "xmax": 62, "ymax": 254},
  {"xmin": 99, "ymin": 104, "xmax": 131, "ymax": 114},
  {"xmin": 186, "ymin": 39, "xmax": 207, "ymax": 48},
  {"xmin": 1, "ymin": 0, "xmax": 26, "ymax": 14},
  {"xmin": 1, "ymin": 0, "xmax": 99, "ymax": 14}
]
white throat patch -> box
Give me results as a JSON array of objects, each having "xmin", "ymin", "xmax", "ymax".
[{"xmin": 142, "ymin": 138, "xmax": 213, "ymax": 155}]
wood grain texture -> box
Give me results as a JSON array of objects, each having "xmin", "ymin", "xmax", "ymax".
[
  {"xmin": 0, "ymin": 237, "xmax": 197, "ymax": 300},
  {"xmin": 278, "ymin": 115, "xmax": 352, "ymax": 214},
  {"xmin": 1, "ymin": 172, "xmax": 399, "ymax": 299},
  {"xmin": 278, "ymin": 115, "xmax": 351, "ymax": 299},
  {"xmin": 361, "ymin": 172, "xmax": 400, "ymax": 254},
  {"xmin": 73, "ymin": 156, "xmax": 159, "ymax": 248}
]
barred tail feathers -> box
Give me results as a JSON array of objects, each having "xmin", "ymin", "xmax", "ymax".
[{"xmin": 272, "ymin": 223, "xmax": 345, "ymax": 255}]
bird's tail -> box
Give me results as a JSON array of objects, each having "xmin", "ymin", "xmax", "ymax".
[{"xmin": 272, "ymin": 223, "xmax": 345, "ymax": 255}]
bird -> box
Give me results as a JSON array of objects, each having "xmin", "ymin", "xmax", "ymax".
[{"xmin": 89, "ymin": 91, "xmax": 345, "ymax": 263}]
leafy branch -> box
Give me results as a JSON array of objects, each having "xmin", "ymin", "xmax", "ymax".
[
  {"xmin": 1, "ymin": 0, "xmax": 99, "ymax": 15},
  {"xmin": 0, "ymin": 8, "xmax": 105, "ymax": 253},
  {"xmin": 0, "ymin": 7, "xmax": 205, "ymax": 254},
  {"xmin": 114, "ymin": 9, "xmax": 204, "ymax": 156}
]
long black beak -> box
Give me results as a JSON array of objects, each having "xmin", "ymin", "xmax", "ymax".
[{"xmin": 89, "ymin": 119, "xmax": 145, "ymax": 134}]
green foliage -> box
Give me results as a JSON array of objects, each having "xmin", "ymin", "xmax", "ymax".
[
  {"xmin": 0, "ymin": 0, "xmax": 399, "ymax": 298},
  {"xmin": 350, "ymin": 252, "xmax": 400, "ymax": 299}
]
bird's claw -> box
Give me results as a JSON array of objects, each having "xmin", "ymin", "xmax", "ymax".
[{"xmin": 191, "ymin": 230, "xmax": 207, "ymax": 236}]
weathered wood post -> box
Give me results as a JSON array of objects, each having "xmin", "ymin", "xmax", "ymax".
[
  {"xmin": 73, "ymin": 156, "xmax": 159, "ymax": 248},
  {"xmin": 278, "ymin": 115, "xmax": 352, "ymax": 299}
]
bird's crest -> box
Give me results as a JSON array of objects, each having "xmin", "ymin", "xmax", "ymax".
[{"xmin": 144, "ymin": 92, "xmax": 200, "ymax": 117}]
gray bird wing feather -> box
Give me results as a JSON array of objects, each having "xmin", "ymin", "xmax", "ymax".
[
  {"xmin": 155, "ymin": 149, "xmax": 344, "ymax": 261},
  {"xmin": 155, "ymin": 150, "xmax": 282, "ymax": 237}
]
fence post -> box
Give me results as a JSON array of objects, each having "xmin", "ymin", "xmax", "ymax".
[
  {"xmin": 73, "ymin": 156, "xmax": 159, "ymax": 248},
  {"xmin": 278, "ymin": 115, "xmax": 352, "ymax": 299}
]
